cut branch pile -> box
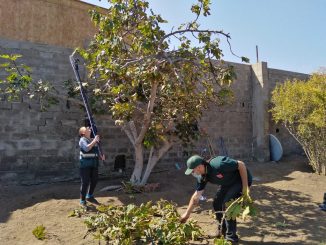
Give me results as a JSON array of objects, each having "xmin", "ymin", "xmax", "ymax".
[{"xmin": 82, "ymin": 200, "xmax": 203, "ymax": 245}]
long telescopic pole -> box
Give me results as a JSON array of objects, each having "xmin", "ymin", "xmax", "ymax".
[{"xmin": 69, "ymin": 54, "xmax": 104, "ymax": 158}]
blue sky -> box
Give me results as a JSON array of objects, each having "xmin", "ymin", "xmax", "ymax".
[{"xmin": 81, "ymin": 0, "xmax": 326, "ymax": 74}]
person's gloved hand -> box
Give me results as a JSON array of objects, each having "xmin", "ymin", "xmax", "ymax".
[{"xmin": 242, "ymin": 186, "xmax": 252, "ymax": 203}]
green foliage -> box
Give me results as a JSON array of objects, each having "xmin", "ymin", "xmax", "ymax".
[
  {"xmin": 79, "ymin": 0, "xmax": 238, "ymax": 150},
  {"xmin": 0, "ymin": 54, "xmax": 60, "ymax": 110},
  {"xmin": 271, "ymin": 73, "xmax": 326, "ymax": 175},
  {"xmin": 225, "ymin": 193, "xmax": 258, "ymax": 221},
  {"xmin": 0, "ymin": 54, "xmax": 32, "ymax": 101},
  {"xmin": 213, "ymin": 237, "xmax": 232, "ymax": 245},
  {"xmin": 68, "ymin": 207, "xmax": 87, "ymax": 217},
  {"xmin": 32, "ymin": 225, "xmax": 46, "ymax": 240},
  {"xmin": 83, "ymin": 200, "xmax": 202, "ymax": 244}
]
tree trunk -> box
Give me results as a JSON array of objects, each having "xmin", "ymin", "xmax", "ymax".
[
  {"xmin": 130, "ymin": 143, "xmax": 144, "ymax": 184},
  {"xmin": 140, "ymin": 155, "xmax": 158, "ymax": 185},
  {"xmin": 140, "ymin": 142, "xmax": 173, "ymax": 185}
]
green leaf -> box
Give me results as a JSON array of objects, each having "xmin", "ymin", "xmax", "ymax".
[
  {"xmin": 0, "ymin": 54, "xmax": 10, "ymax": 59},
  {"xmin": 0, "ymin": 62, "xmax": 10, "ymax": 68},
  {"xmin": 241, "ymin": 56, "xmax": 250, "ymax": 63},
  {"xmin": 242, "ymin": 206, "xmax": 250, "ymax": 220},
  {"xmin": 10, "ymin": 54, "xmax": 22, "ymax": 61}
]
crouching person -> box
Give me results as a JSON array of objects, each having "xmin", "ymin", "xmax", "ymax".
[
  {"xmin": 180, "ymin": 155, "xmax": 252, "ymax": 243},
  {"xmin": 78, "ymin": 126, "xmax": 105, "ymax": 209}
]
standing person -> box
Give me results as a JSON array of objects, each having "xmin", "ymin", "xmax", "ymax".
[
  {"xmin": 78, "ymin": 126, "xmax": 105, "ymax": 209},
  {"xmin": 180, "ymin": 155, "xmax": 252, "ymax": 243}
]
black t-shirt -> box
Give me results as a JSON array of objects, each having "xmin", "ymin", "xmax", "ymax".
[{"xmin": 196, "ymin": 156, "xmax": 252, "ymax": 191}]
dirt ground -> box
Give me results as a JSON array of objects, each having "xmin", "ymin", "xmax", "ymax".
[{"xmin": 0, "ymin": 155, "xmax": 325, "ymax": 245}]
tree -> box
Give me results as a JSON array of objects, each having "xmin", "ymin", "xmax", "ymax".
[
  {"xmin": 77, "ymin": 0, "xmax": 248, "ymax": 184},
  {"xmin": 1, "ymin": 0, "xmax": 247, "ymax": 185},
  {"xmin": 271, "ymin": 73, "xmax": 326, "ymax": 175}
]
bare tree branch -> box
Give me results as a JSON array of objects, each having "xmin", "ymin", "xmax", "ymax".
[
  {"xmin": 122, "ymin": 124, "xmax": 135, "ymax": 145},
  {"xmin": 135, "ymin": 82, "xmax": 158, "ymax": 145},
  {"xmin": 129, "ymin": 121, "xmax": 138, "ymax": 141},
  {"xmin": 160, "ymin": 29, "xmax": 231, "ymax": 46}
]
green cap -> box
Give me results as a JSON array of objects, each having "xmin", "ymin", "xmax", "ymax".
[{"xmin": 185, "ymin": 155, "xmax": 204, "ymax": 175}]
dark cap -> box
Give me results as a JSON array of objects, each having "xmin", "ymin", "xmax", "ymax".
[{"xmin": 185, "ymin": 155, "xmax": 204, "ymax": 175}]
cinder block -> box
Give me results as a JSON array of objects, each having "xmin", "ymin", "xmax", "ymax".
[
  {"xmin": 17, "ymin": 139, "xmax": 41, "ymax": 150},
  {"xmin": 0, "ymin": 172, "xmax": 19, "ymax": 182},
  {"xmin": 2, "ymin": 141, "xmax": 17, "ymax": 156},
  {"xmin": 39, "ymin": 51, "xmax": 54, "ymax": 59},
  {"xmin": 0, "ymin": 157, "xmax": 27, "ymax": 171},
  {"xmin": 11, "ymin": 102, "xmax": 30, "ymax": 110},
  {"xmin": 11, "ymin": 133, "xmax": 30, "ymax": 140},
  {"xmin": 61, "ymin": 119, "xmax": 78, "ymax": 126},
  {"xmin": 0, "ymin": 102, "xmax": 12, "ymax": 110},
  {"xmin": 40, "ymin": 112, "xmax": 58, "ymax": 120}
]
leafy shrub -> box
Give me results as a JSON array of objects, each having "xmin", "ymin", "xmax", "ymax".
[
  {"xmin": 84, "ymin": 200, "xmax": 202, "ymax": 244},
  {"xmin": 271, "ymin": 73, "xmax": 326, "ymax": 175}
]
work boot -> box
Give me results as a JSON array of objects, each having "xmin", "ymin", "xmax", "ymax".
[
  {"xmin": 226, "ymin": 236, "xmax": 239, "ymax": 244},
  {"xmin": 86, "ymin": 196, "xmax": 100, "ymax": 205},
  {"xmin": 80, "ymin": 200, "xmax": 88, "ymax": 211},
  {"xmin": 225, "ymin": 219, "xmax": 239, "ymax": 243}
]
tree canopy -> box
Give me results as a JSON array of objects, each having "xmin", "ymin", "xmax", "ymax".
[{"xmin": 75, "ymin": 0, "xmax": 246, "ymax": 184}]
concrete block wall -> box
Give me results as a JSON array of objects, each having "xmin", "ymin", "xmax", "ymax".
[
  {"xmin": 0, "ymin": 37, "xmax": 131, "ymax": 183},
  {"xmin": 0, "ymin": 38, "xmax": 76, "ymax": 182},
  {"xmin": 0, "ymin": 36, "xmax": 310, "ymax": 183},
  {"xmin": 198, "ymin": 62, "xmax": 253, "ymax": 160}
]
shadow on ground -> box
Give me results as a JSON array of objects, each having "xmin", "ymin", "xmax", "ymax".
[{"xmin": 1, "ymin": 155, "xmax": 325, "ymax": 245}]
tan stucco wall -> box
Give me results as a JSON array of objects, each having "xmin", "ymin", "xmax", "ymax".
[{"xmin": 0, "ymin": 0, "xmax": 98, "ymax": 48}]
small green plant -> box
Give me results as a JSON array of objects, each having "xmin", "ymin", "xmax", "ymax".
[
  {"xmin": 274, "ymin": 221, "xmax": 290, "ymax": 228},
  {"xmin": 213, "ymin": 237, "xmax": 232, "ymax": 245},
  {"xmin": 68, "ymin": 207, "xmax": 87, "ymax": 217},
  {"xmin": 32, "ymin": 225, "xmax": 46, "ymax": 240}
]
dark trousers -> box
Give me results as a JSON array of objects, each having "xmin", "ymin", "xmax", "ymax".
[
  {"xmin": 80, "ymin": 167, "xmax": 98, "ymax": 201},
  {"xmin": 213, "ymin": 180, "xmax": 252, "ymax": 241}
]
